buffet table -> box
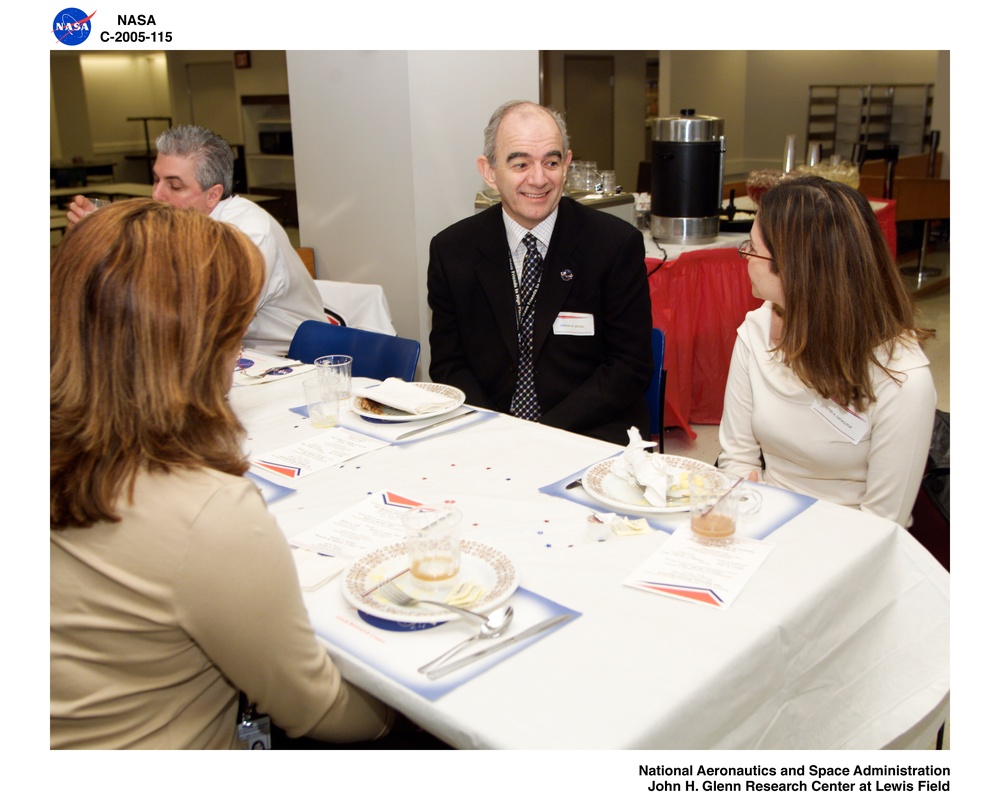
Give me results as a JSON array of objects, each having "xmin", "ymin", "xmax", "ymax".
[
  {"xmin": 645, "ymin": 240, "xmax": 761, "ymax": 437},
  {"xmin": 230, "ymin": 372, "xmax": 949, "ymax": 750}
]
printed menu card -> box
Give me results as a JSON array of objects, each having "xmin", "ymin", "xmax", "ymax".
[
  {"xmin": 250, "ymin": 428, "xmax": 388, "ymax": 480},
  {"xmin": 624, "ymin": 526, "xmax": 774, "ymax": 609}
]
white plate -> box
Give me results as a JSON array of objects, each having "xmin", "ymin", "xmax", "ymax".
[
  {"xmin": 581, "ymin": 455, "xmax": 729, "ymax": 514},
  {"xmin": 352, "ymin": 382, "xmax": 465, "ymax": 423},
  {"xmin": 341, "ymin": 540, "xmax": 519, "ymax": 623}
]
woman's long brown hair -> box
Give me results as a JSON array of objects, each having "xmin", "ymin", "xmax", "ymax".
[
  {"xmin": 51, "ymin": 199, "xmax": 265, "ymax": 528},
  {"xmin": 757, "ymin": 176, "xmax": 931, "ymax": 410}
]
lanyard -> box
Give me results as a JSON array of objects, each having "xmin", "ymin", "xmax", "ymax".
[{"xmin": 508, "ymin": 249, "xmax": 542, "ymax": 332}]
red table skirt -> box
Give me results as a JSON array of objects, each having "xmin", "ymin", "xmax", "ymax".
[
  {"xmin": 873, "ymin": 199, "xmax": 897, "ymax": 258},
  {"xmin": 646, "ymin": 249, "xmax": 762, "ymax": 439}
]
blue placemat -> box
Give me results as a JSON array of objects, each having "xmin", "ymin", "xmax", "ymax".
[
  {"xmin": 314, "ymin": 587, "xmax": 579, "ymax": 701},
  {"xmin": 539, "ymin": 459, "xmax": 817, "ymax": 539}
]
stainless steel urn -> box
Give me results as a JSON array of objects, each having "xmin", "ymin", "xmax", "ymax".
[{"xmin": 650, "ymin": 109, "xmax": 726, "ymax": 243}]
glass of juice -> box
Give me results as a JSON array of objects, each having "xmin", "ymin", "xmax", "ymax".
[{"xmin": 689, "ymin": 471, "xmax": 761, "ymax": 544}]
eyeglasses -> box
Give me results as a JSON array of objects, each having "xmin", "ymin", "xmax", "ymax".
[{"xmin": 738, "ymin": 239, "xmax": 775, "ymax": 262}]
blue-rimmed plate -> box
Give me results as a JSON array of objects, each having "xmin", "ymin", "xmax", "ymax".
[
  {"xmin": 341, "ymin": 540, "xmax": 518, "ymax": 624},
  {"xmin": 351, "ymin": 382, "xmax": 465, "ymax": 424}
]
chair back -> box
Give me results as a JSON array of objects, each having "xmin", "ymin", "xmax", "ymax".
[
  {"xmin": 294, "ymin": 246, "xmax": 316, "ymax": 279},
  {"xmin": 893, "ymin": 177, "xmax": 950, "ymax": 223},
  {"xmin": 858, "ymin": 144, "xmax": 900, "ymax": 198},
  {"xmin": 287, "ymin": 320, "xmax": 420, "ymax": 382},
  {"xmin": 645, "ymin": 328, "xmax": 667, "ymax": 452}
]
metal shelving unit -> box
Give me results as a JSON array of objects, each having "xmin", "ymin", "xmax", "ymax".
[
  {"xmin": 241, "ymin": 94, "xmax": 297, "ymax": 227},
  {"xmin": 807, "ymin": 84, "xmax": 933, "ymax": 161}
]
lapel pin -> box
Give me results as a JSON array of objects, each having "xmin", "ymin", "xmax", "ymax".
[{"xmin": 560, "ymin": 269, "xmax": 573, "ymax": 282}]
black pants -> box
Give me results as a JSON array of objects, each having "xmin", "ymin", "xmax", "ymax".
[{"xmin": 270, "ymin": 714, "xmax": 453, "ymax": 750}]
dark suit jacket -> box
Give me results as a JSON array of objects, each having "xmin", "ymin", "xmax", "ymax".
[{"xmin": 427, "ymin": 197, "xmax": 653, "ymax": 445}]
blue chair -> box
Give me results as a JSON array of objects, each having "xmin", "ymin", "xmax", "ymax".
[
  {"xmin": 645, "ymin": 328, "xmax": 667, "ymax": 453},
  {"xmin": 287, "ymin": 320, "xmax": 420, "ymax": 382}
]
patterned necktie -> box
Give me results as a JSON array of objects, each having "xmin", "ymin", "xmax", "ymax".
[{"xmin": 510, "ymin": 233, "xmax": 543, "ymax": 421}]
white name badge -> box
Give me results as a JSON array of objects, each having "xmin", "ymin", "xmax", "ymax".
[
  {"xmin": 552, "ymin": 312, "xmax": 595, "ymax": 336},
  {"xmin": 811, "ymin": 398, "xmax": 869, "ymax": 444}
]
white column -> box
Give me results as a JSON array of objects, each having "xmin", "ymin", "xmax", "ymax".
[{"xmin": 288, "ymin": 51, "xmax": 538, "ymax": 379}]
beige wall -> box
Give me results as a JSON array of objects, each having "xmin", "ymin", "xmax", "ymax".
[
  {"xmin": 662, "ymin": 50, "xmax": 943, "ymax": 175},
  {"xmin": 543, "ymin": 51, "xmax": 649, "ymax": 191},
  {"xmin": 50, "ymin": 49, "xmax": 292, "ymax": 180},
  {"xmin": 659, "ymin": 50, "xmax": 748, "ymax": 172}
]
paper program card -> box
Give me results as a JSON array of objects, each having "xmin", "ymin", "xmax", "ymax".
[
  {"xmin": 250, "ymin": 428, "xmax": 388, "ymax": 480},
  {"xmin": 289, "ymin": 491, "xmax": 422, "ymax": 558},
  {"xmin": 624, "ymin": 525, "xmax": 774, "ymax": 609}
]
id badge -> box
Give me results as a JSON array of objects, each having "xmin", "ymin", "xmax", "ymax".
[
  {"xmin": 552, "ymin": 312, "xmax": 595, "ymax": 336},
  {"xmin": 811, "ymin": 398, "xmax": 869, "ymax": 444},
  {"xmin": 237, "ymin": 704, "xmax": 272, "ymax": 750}
]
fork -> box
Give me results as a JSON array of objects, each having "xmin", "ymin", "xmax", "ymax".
[{"xmin": 379, "ymin": 581, "xmax": 489, "ymax": 625}]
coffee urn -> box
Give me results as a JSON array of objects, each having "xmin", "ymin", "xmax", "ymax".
[{"xmin": 650, "ymin": 109, "xmax": 725, "ymax": 243}]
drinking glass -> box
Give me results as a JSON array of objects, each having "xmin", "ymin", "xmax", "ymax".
[
  {"xmin": 403, "ymin": 506, "xmax": 462, "ymax": 588},
  {"xmin": 314, "ymin": 354, "xmax": 352, "ymax": 400},
  {"xmin": 689, "ymin": 471, "xmax": 761, "ymax": 543},
  {"xmin": 598, "ymin": 170, "xmax": 617, "ymax": 195},
  {"xmin": 303, "ymin": 377, "xmax": 339, "ymax": 428}
]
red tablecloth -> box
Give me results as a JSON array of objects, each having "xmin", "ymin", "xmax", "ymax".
[
  {"xmin": 873, "ymin": 199, "xmax": 897, "ymax": 257},
  {"xmin": 646, "ymin": 249, "xmax": 762, "ymax": 439}
]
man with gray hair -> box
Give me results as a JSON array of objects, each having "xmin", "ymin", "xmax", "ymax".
[
  {"xmin": 67, "ymin": 125, "xmax": 325, "ymax": 355},
  {"xmin": 427, "ymin": 101, "xmax": 652, "ymax": 445}
]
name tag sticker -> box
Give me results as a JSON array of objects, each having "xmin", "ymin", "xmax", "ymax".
[
  {"xmin": 552, "ymin": 312, "xmax": 595, "ymax": 336},
  {"xmin": 811, "ymin": 398, "xmax": 869, "ymax": 444}
]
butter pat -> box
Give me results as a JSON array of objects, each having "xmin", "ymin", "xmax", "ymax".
[{"xmin": 612, "ymin": 517, "xmax": 651, "ymax": 536}]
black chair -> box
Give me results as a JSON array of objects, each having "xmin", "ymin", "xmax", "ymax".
[
  {"xmin": 856, "ymin": 143, "xmax": 900, "ymax": 198},
  {"xmin": 645, "ymin": 328, "xmax": 667, "ymax": 452},
  {"xmin": 908, "ymin": 410, "xmax": 949, "ymax": 571},
  {"xmin": 287, "ymin": 320, "xmax": 420, "ymax": 382}
]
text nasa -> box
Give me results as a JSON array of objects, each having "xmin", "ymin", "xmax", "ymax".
[{"xmin": 101, "ymin": 16, "xmax": 173, "ymax": 44}]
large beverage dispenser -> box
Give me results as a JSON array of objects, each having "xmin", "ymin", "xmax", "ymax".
[{"xmin": 650, "ymin": 109, "xmax": 725, "ymax": 243}]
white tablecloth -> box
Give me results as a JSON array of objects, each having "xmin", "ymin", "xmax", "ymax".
[
  {"xmin": 230, "ymin": 373, "xmax": 950, "ymax": 749},
  {"xmin": 313, "ymin": 279, "xmax": 396, "ymax": 335}
]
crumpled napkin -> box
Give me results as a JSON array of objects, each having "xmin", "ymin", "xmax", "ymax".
[
  {"xmin": 354, "ymin": 378, "xmax": 455, "ymax": 415},
  {"xmin": 609, "ymin": 426, "xmax": 693, "ymax": 507}
]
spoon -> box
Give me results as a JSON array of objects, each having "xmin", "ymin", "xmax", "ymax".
[{"xmin": 417, "ymin": 605, "xmax": 515, "ymax": 674}]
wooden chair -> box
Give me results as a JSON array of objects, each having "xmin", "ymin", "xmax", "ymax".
[
  {"xmin": 893, "ymin": 176, "xmax": 949, "ymax": 287},
  {"xmin": 895, "ymin": 151, "xmax": 942, "ymax": 179},
  {"xmin": 861, "ymin": 150, "xmax": 942, "ymax": 198},
  {"xmin": 294, "ymin": 246, "xmax": 316, "ymax": 279},
  {"xmin": 858, "ymin": 144, "xmax": 899, "ymax": 198}
]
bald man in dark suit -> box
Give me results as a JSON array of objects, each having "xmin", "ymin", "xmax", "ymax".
[{"xmin": 427, "ymin": 101, "xmax": 652, "ymax": 445}]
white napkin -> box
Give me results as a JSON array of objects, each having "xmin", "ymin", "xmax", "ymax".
[
  {"xmin": 609, "ymin": 426, "xmax": 692, "ymax": 507},
  {"xmin": 354, "ymin": 378, "xmax": 455, "ymax": 415},
  {"xmin": 291, "ymin": 547, "xmax": 349, "ymax": 591}
]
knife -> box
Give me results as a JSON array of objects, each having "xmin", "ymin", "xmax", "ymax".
[
  {"xmin": 395, "ymin": 409, "xmax": 477, "ymax": 441},
  {"xmin": 425, "ymin": 613, "xmax": 572, "ymax": 680}
]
